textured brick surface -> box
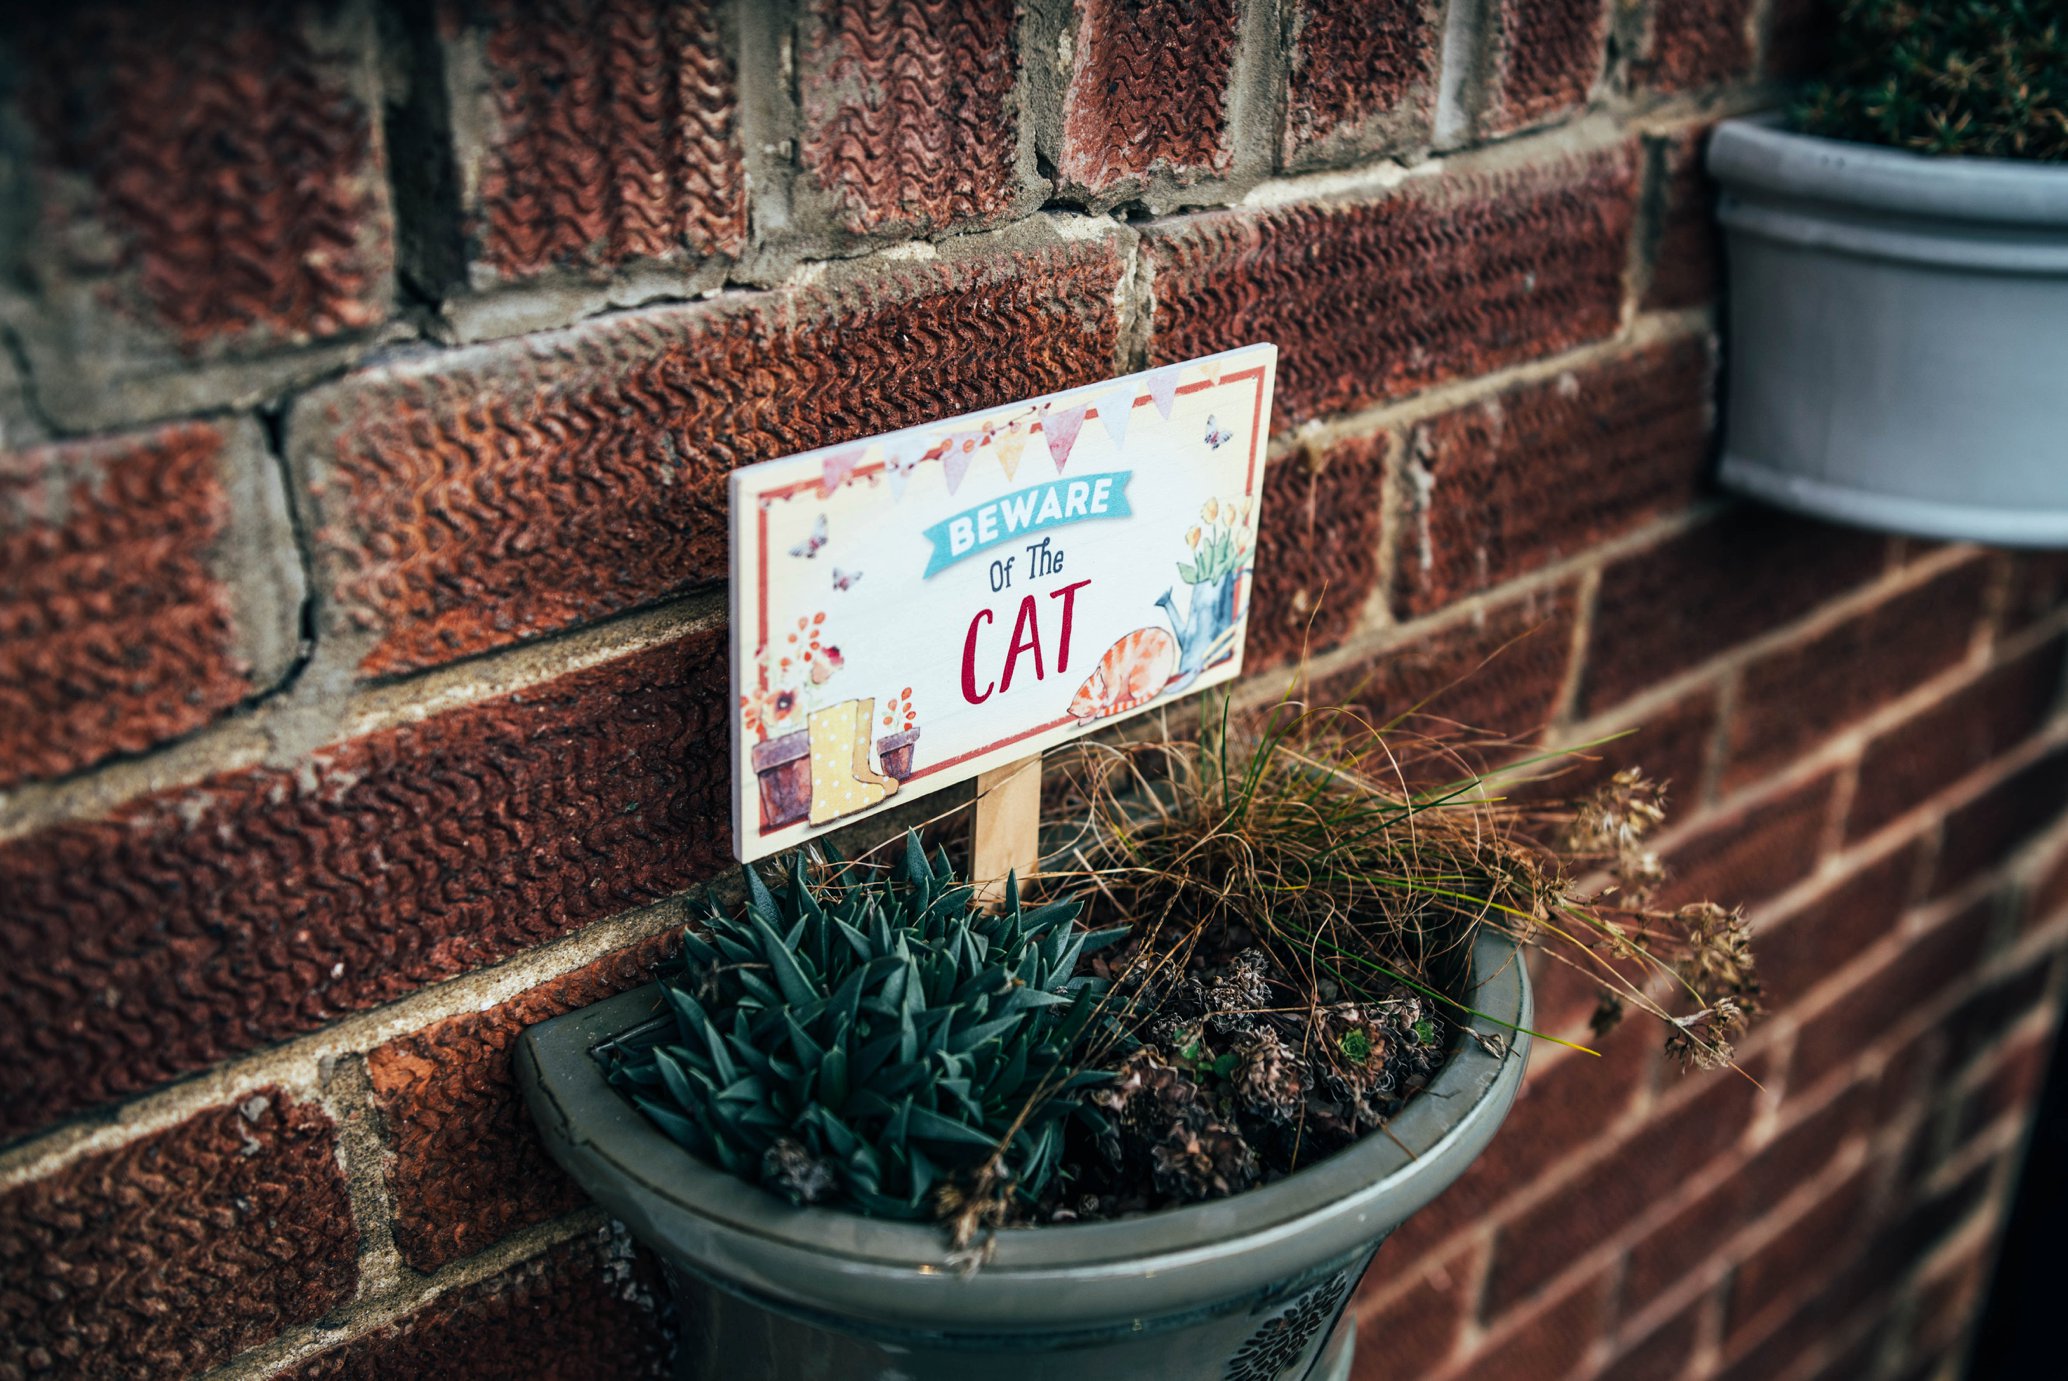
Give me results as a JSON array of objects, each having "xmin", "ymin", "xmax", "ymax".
[
  {"xmin": 1281, "ymin": 0, "xmax": 1437, "ymax": 165},
  {"xmin": 0, "ymin": 630, "xmax": 726, "ymax": 1139},
  {"xmin": 0, "ymin": 420, "xmax": 283, "ymax": 788},
  {"xmin": 1313, "ymin": 583, "xmax": 1578, "ymax": 742},
  {"xmin": 1581, "ymin": 508, "xmax": 1887, "ymax": 715},
  {"xmin": 1246, "ymin": 433, "xmax": 1387, "ymax": 671},
  {"xmin": 2001, "ymin": 551, "xmax": 2068, "ymax": 635},
  {"xmin": 1930, "ymin": 743, "xmax": 2068, "ymax": 897},
  {"xmin": 1350, "ymin": 1250, "xmax": 1471, "ymax": 1378},
  {"xmin": 1756, "ymin": 841, "xmax": 1922, "ymax": 1011},
  {"xmin": 1555, "ymin": 686, "xmax": 1720, "ymax": 814},
  {"xmin": 1058, "ymin": 0, "xmax": 1242, "ymax": 197},
  {"xmin": 1481, "ymin": 0, "xmax": 1610, "ymax": 134},
  {"xmin": 798, "ymin": 0, "xmax": 1025, "ymax": 235},
  {"xmin": 1643, "ymin": 127, "xmax": 1721, "ymax": 311},
  {"xmin": 13, "ymin": 1, "xmax": 391, "ymax": 351},
  {"xmin": 274, "ymin": 1231, "xmax": 670, "ymax": 1381},
  {"xmin": 294, "ymin": 237, "xmax": 1123, "ymax": 679},
  {"xmin": 369, "ymin": 933, "xmax": 676, "ymax": 1273},
  {"xmin": 453, "ymin": 0, "xmax": 745, "ymax": 284},
  {"xmin": 1482, "ymin": 1058, "xmax": 1763, "ymax": 1312},
  {"xmin": 1656, "ymin": 769, "xmax": 1838, "ymax": 912},
  {"xmin": 1597, "ymin": 1297, "xmax": 1704, "ymax": 1381},
  {"xmin": 1395, "ymin": 337, "xmax": 1714, "ymax": 617},
  {"xmin": 1846, "ymin": 634, "xmax": 2066, "ymax": 840},
  {"xmin": 1636, "ymin": 0, "xmax": 1757, "ymax": 91},
  {"xmin": 0, "ymin": 1088, "xmax": 356, "ymax": 1380},
  {"xmin": 1792, "ymin": 899, "xmax": 1995, "ymax": 1090},
  {"xmin": 1722, "ymin": 557, "xmax": 1991, "ymax": 790},
  {"xmin": 1147, "ymin": 145, "xmax": 1636, "ymax": 431},
  {"xmin": 1621, "ymin": 1088, "xmax": 1869, "ymax": 1315},
  {"xmin": 1468, "ymin": 1271, "xmax": 1615, "ymax": 1381}
]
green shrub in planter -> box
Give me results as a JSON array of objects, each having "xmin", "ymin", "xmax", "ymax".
[
  {"xmin": 1797, "ymin": 0, "xmax": 2066, "ymax": 160},
  {"xmin": 607, "ymin": 833, "xmax": 1126, "ymax": 1219}
]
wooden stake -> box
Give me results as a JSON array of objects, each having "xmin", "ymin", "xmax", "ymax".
[{"xmin": 972, "ymin": 752, "xmax": 1042, "ymax": 909}]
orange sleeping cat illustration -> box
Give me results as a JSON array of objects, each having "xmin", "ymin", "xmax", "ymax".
[{"xmin": 1069, "ymin": 626, "xmax": 1176, "ymax": 724}]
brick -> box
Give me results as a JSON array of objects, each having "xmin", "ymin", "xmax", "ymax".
[
  {"xmin": 292, "ymin": 235, "xmax": 1125, "ymax": 679},
  {"xmin": 2001, "ymin": 551, "xmax": 2068, "ymax": 635},
  {"xmin": 432, "ymin": 0, "xmax": 744, "ymax": 290},
  {"xmin": 1145, "ymin": 144, "xmax": 1636, "ymax": 432},
  {"xmin": 1791, "ymin": 898, "xmax": 1995, "ymax": 1092},
  {"xmin": 0, "ymin": 1088, "xmax": 356, "ymax": 1379},
  {"xmin": 1725, "ymin": 1156, "xmax": 1994, "ymax": 1365},
  {"xmin": 2028, "ymin": 837, "xmax": 2068, "ymax": 936},
  {"xmin": 1480, "ymin": 0, "xmax": 1611, "ymax": 134},
  {"xmin": 1453, "ymin": 1270, "xmax": 1612, "ymax": 1381},
  {"xmin": 1906, "ymin": 1235, "xmax": 1992, "ymax": 1361},
  {"xmin": 1720, "ymin": 1166, "xmax": 1882, "ymax": 1362},
  {"xmin": 798, "ymin": 0, "xmax": 1030, "ymax": 235},
  {"xmin": 1311, "ymin": 582, "xmax": 1579, "ymax": 742},
  {"xmin": 1621, "ymin": 1084, "xmax": 1870, "ymax": 1316},
  {"xmin": 0, "ymin": 629, "xmax": 727, "ymax": 1140},
  {"xmin": 1281, "ymin": 0, "xmax": 1439, "ymax": 166},
  {"xmin": 1394, "ymin": 337, "xmax": 1715, "ymax": 618},
  {"xmin": 1951, "ymin": 1030, "xmax": 2051, "ymax": 1150},
  {"xmin": 369, "ymin": 933, "xmax": 676, "ymax": 1273},
  {"xmin": 1755, "ymin": 842, "xmax": 1922, "ymax": 1014},
  {"xmin": 1846, "ymin": 635, "xmax": 2066, "ymax": 841},
  {"xmin": 1245, "ymin": 433, "xmax": 1387, "ymax": 671},
  {"xmin": 1642, "ymin": 127, "xmax": 1722, "ymax": 311},
  {"xmin": 1635, "ymin": 0, "xmax": 1757, "ymax": 92},
  {"xmin": 1481, "ymin": 1055, "xmax": 1762, "ymax": 1313},
  {"xmin": 1928, "ymin": 743, "xmax": 2068, "ymax": 897},
  {"xmin": 1350, "ymin": 1250, "xmax": 1472, "ymax": 1378},
  {"xmin": 1580, "ymin": 507, "xmax": 1887, "ymax": 716},
  {"xmin": 1655, "ymin": 769, "xmax": 1839, "ymax": 912},
  {"xmin": 7, "ymin": 2, "xmax": 393, "ymax": 424},
  {"xmin": 274, "ymin": 1230, "xmax": 670, "ymax": 1381},
  {"xmin": 1, "ymin": 419, "xmax": 300, "ymax": 788},
  {"xmin": 1057, "ymin": 0, "xmax": 1241, "ymax": 199},
  {"xmin": 1938, "ymin": 956, "xmax": 2052, "ymax": 1081},
  {"xmin": 1597, "ymin": 1294, "xmax": 1705, "ymax": 1381},
  {"xmin": 1532, "ymin": 687, "xmax": 1719, "ymax": 821},
  {"xmin": 1723, "ymin": 558, "xmax": 1992, "ymax": 792}
]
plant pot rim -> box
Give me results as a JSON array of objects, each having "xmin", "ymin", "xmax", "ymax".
[
  {"xmin": 1708, "ymin": 115, "xmax": 2068, "ymax": 229},
  {"xmin": 876, "ymin": 727, "xmax": 921, "ymax": 750},
  {"xmin": 517, "ymin": 926, "xmax": 1530, "ymax": 1332}
]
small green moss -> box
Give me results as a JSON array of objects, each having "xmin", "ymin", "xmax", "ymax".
[
  {"xmin": 1412, "ymin": 1018, "xmax": 1438, "ymax": 1047},
  {"xmin": 1338, "ymin": 1028, "xmax": 1373, "ymax": 1066}
]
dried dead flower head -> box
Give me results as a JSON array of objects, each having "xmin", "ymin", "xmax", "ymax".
[{"xmin": 1564, "ymin": 768, "xmax": 1670, "ymax": 898}]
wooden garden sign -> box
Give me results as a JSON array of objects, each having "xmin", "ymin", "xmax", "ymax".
[{"xmin": 729, "ymin": 343, "xmax": 1279, "ymax": 869}]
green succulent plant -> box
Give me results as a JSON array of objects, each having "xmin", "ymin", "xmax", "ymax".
[
  {"xmin": 1795, "ymin": 0, "xmax": 2068, "ymax": 161},
  {"xmin": 609, "ymin": 833, "xmax": 1127, "ymax": 1219}
]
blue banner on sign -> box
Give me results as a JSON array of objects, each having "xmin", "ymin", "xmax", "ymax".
[{"xmin": 919, "ymin": 472, "xmax": 1134, "ymax": 578}]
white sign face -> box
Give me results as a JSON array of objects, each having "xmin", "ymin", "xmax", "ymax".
[{"xmin": 729, "ymin": 343, "xmax": 1278, "ymax": 862}]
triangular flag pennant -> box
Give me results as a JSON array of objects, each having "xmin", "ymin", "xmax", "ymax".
[
  {"xmin": 1145, "ymin": 366, "xmax": 1182, "ymax": 419},
  {"xmin": 818, "ymin": 447, "xmax": 860, "ymax": 498},
  {"xmin": 994, "ymin": 426, "xmax": 1028, "ymax": 482},
  {"xmin": 1043, "ymin": 403, "xmax": 1088, "ymax": 473},
  {"xmin": 882, "ymin": 436, "xmax": 922, "ymax": 501},
  {"xmin": 941, "ymin": 432, "xmax": 976, "ymax": 495},
  {"xmin": 1094, "ymin": 385, "xmax": 1132, "ymax": 447}
]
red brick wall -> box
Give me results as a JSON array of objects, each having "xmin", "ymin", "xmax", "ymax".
[{"xmin": 3, "ymin": 3, "xmax": 2063, "ymax": 1379}]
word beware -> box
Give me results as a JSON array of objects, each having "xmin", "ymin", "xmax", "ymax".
[{"xmin": 921, "ymin": 473, "xmax": 1131, "ymax": 577}]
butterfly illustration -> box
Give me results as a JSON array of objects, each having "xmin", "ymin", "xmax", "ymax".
[
  {"xmin": 832, "ymin": 567, "xmax": 863, "ymax": 592},
  {"xmin": 1204, "ymin": 416, "xmax": 1233, "ymax": 450},
  {"xmin": 789, "ymin": 515, "xmax": 828, "ymax": 559}
]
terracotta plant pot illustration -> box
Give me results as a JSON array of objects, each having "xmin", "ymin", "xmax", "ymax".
[
  {"xmin": 751, "ymin": 728, "xmax": 812, "ymax": 831},
  {"xmin": 875, "ymin": 728, "xmax": 922, "ymax": 782}
]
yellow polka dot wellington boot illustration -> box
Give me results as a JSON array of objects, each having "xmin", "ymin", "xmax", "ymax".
[{"xmin": 807, "ymin": 697, "xmax": 898, "ymax": 826}]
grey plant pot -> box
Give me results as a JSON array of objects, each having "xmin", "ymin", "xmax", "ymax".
[
  {"xmin": 1709, "ymin": 117, "xmax": 2068, "ymax": 549},
  {"xmin": 516, "ymin": 928, "xmax": 1530, "ymax": 1381}
]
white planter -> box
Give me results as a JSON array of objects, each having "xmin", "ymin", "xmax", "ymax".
[{"xmin": 1709, "ymin": 118, "xmax": 2068, "ymax": 549}]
